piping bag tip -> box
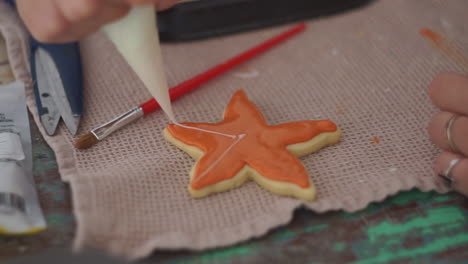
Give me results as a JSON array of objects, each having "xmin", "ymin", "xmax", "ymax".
[{"xmin": 102, "ymin": 6, "xmax": 177, "ymax": 124}]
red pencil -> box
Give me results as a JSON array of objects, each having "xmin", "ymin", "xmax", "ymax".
[{"xmin": 75, "ymin": 23, "xmax": 306, "ymax": 149}]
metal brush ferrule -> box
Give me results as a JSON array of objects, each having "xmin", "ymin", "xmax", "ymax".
[{"xmin": 91, "ymin": 107, "xmax": 144, "ymax": 140}]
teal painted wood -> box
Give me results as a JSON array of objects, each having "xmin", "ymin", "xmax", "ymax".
[
  {"xmin": 151, "ymin": 191, "xmax": 468, "ymax": 264},
  {"xmin": 1, "ymin": 118, "xmax": 467, "ymax": 263}
]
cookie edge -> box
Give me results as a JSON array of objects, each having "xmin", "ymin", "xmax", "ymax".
[{"xmin": 163, "ymin": 127, "xmax": 341, "ymax": 201}]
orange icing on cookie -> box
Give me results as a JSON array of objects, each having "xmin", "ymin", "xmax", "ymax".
[{"xmin": 166, "ymin": 90, "xmax": 338, "ymax": 190}]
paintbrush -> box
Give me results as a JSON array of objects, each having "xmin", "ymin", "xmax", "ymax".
[{"xmin": 74, "ymin": 23, "xmax": 306, "ymax": 149}]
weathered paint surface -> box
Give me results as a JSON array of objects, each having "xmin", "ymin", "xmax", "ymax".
[
  {"xmin": 152, "ymin": 191, "xmax": 468, "ymax": 264},
  {"xmin": 0, "ymin": 115, "xmax": 467, "ymax": 264}
]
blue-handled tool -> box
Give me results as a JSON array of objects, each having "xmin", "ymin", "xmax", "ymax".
[
  {"xmin": 6, "ymin": 0, "xmax": 83, "ymax": 136},
  {"xmin": 31, "ymin": 40, "xmax": 83, "ymax": 136}
]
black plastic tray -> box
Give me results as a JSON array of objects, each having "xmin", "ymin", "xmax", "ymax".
[{"xmin": 157, "ymin": 0, "xmax": 374, "ymax": 42}]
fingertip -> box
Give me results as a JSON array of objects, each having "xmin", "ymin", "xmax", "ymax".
[
  {"xmin": 428, "ymin": 72, "xmax": 451, "ymax": 104},
  {"xmin": 428, "ymin": 71, "xmax": 468, "ymax": 110},
  {"xmin": 15, "ymin": 0, "xmax": 71, "ymax": 43},
  {"xmin": 105, "ymin": 3, "xmax": 131, "ymax": 22},
  {"xmin": 58, "ymin": 0, "xmax": 105, "ymax": 22},
  {"xmin": 28, "ymin": 17, "xmax": 70, "ymax": 43},
  {"xmin": 434, "ymin": 152, "xmax": 468, "ymax": 197}
]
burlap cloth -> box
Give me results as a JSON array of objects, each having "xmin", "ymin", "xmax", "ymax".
[{"xmin": 1, "ymin": 0, "xmax": 468, "ymax": 260}]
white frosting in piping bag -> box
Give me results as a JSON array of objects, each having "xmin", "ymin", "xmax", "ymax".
[{"xmin": 101, "ymin": 7, "xmax": 176, "ymax": 122}]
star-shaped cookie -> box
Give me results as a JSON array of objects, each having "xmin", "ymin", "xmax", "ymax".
[{"xmin": 163, "ymin": 90, "xmax": 341, "ymax": 201}]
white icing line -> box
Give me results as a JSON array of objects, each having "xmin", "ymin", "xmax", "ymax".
[
  {"xmin": 171, "ymin": 122, "xmax": 246, "ymax": 185},
  {"xmin": 193, "ymin": 133, "xmax": 246, "ymax": 183},
  {"xmin": 173, "ymin": 122, "xmax": 236, "ymax": 139},
  {"xmin": 234, "ymin": 69, "xmax": 259, "ymax": 79}
]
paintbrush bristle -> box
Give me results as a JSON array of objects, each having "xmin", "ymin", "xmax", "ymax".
[{"xmin": 74, "ymin": 132, "xmax": 98, "ymax": 149}]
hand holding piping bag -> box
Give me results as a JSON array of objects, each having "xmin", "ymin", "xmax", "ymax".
[
  {"xmin": 13, "ymin": 0, "xmax": 180, "ymax": 43},
  {"xmin": 13, "ymin": 0, "xmax": 183, "ymax": 125}
]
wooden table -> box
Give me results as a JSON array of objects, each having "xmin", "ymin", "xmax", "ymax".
[{"xmin": 0, "ymin": 116, "xmax": 467, "ymax": 264}]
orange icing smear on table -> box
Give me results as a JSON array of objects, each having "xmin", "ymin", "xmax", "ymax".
[
  {"xmin": 166, "ymin": 90, "xmax": 337, "ymax": 190},
  {"xmin": 420, "ymin": 28, "xmax": 442, "ymax": 41}
]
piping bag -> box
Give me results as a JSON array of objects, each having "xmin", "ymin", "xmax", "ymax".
[{"xmin": 101, "ymin": 6, "xmax": 176, "ymax": 122}]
